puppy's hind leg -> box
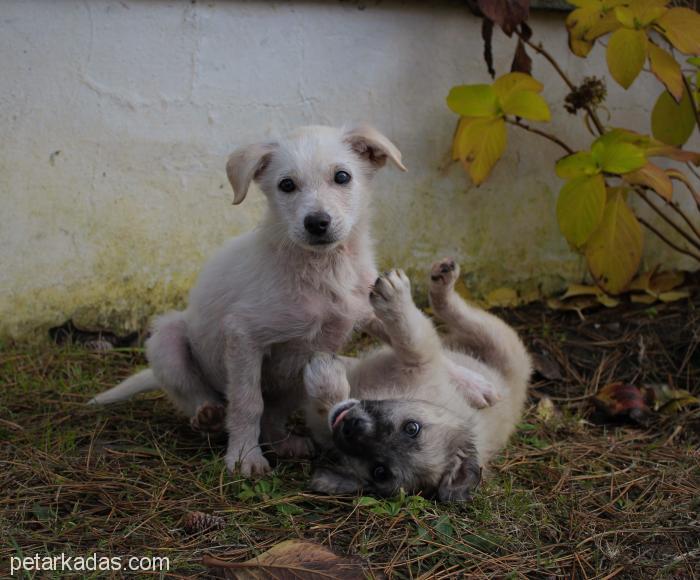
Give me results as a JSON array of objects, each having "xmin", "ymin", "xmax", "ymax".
[
  {"xmin": 370, "ymin": 270, "xmax": 442, "ymax": 367},
  {"xmin": 429, "ymin": 258, "xmax": 531, "ymax": 389},
  {"xmin": 147, "ymin": 311, "xmax": 225, "ymax": 433}
]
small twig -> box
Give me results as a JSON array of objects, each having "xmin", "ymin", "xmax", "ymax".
[
  {"xmin": 507, "ymin": 118, "xmax": 575, "ymax": 155},
  {"xmin": 645, "ymin": 179, "xmax": 700, "ymax": 240},
  {"xmin": 636, "ymin": 188, "xmax": 700, "ymax": 251},
  {"xmin": 670, "ymin": 170, "xmax": 700, "ymax": 211},
  {"xmin": 516, "ymin": 31, "xmax": 606, "ymax": 136},
  {"xmin": 638, "ymin": 216, "xmax": 700, "ymax": 262},
  {"xmin": 686, "ymin": 162, "xmax": 700, "ymax": 182}
]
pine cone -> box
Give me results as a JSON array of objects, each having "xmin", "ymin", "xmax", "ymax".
[{"xmin": 182, "ymin": 511, "xmax": 226, "ymax": 535}]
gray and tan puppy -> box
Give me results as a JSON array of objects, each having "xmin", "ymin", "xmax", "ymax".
[
  {"xmin": 303, "ymin": 259, "xmax": 531, "ymax": 501},
  {"xmin": 90, "ymin": 125, "xmax": 407, "ymax": 476}
]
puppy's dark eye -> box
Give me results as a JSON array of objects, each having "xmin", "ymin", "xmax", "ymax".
[
  {"xmin": 278, "ymin": 178, "xmax": 296, "ymax": 193},
  {"xmin": 403, "ymin": 421, "xmax": 421, "ymax": 438},
  {"xmin": 334, "ymin": 171, "xmax": 351, "ymax": 185},
  {"xmin": 373, "ymin": 464, "xmax": 389, "ymax": 482}
]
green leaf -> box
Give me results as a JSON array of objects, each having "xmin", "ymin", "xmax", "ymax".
[
  {"xmin": 656, "ymin": 8, "xmax": 700, "ymax": 55},
  {"xmin": 555, "ymin": 152, "xmax": 599, "ymax": 179},
  {"xmin": 500, "ymin": 91, "xmax": 551, "ymax": 122},
  {"xmin": 492, "ymin": 72, "xmax": 543, "ymax": 100},
  {"xmin": 585, "ymin": 188, "xmax": 643, "ymax": 294},
  {"xmin": 557, "ymin": 174, "xmax": 607, "ymax": 247},
  {"xmin": 447, "ymin": 85, "xmax": 500, "ymax": 118},
  {"xmin": 648, "ymin": 42, "xmax": 684, "ymax": 101},
  {"xmin": 592, "ymin": 142, "xmax": 646, "ymax": 174},
  {"xmin": 356, "ymin": 496, "xmax": 379, "ymax": 507},
  {"xmin": 651, "ymin": 85, "xmax": 696, "ymax": 147},
  {"xmin": 607, "ymin": 28, "xmax": 648, "ymax": 88}
]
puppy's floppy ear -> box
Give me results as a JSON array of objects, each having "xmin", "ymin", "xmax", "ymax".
[
  {"xmin": 344, "ymin": 124, "xmax": 407, "ymax": 172},
  {"xmin": 226, "ymin": 142, "xmax": 276, "ymax": 205},
  {"xmin": 437, "ymin": 448, "xmax": 482, "ymax": 502},
  {"xmin": 310, "ymin": 467, "xmax": 362, "ymax": 495}
]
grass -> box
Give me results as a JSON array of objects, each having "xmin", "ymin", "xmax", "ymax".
[{"xmin": 2, "ymin": 297, "xmax": 699, "ymax": 578}]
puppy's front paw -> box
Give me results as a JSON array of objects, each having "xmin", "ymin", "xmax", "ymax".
[
  {"xmin": 304, "ymin": 353, "xmax": 350, "ymax": 402},
  {"xmin": 370, "ymin": 269, "xmax": 412, "ymax": 320},
  {"xmin": 225, "ymin": 447, "xmax": 271, "ymax": 477},
  {"xmin": 190, "ymin": 403, "xmax": 226, "ymax": 433}
]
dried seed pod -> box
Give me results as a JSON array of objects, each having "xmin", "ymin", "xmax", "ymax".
[{"xmin": 182, "ymin": 511, "xmax": 225, "ymax": 535}]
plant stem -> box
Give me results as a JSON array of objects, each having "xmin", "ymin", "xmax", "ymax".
[
  {"xmin": 681, "ymin": 75, "xmax": 700, "ymax": 131},
  {"xmin": 638, "ymin": 217, "xmax": 700, "ymax": 262},
  {"xmin": 515, "ymin": 31, "xmax": 606, "ymax": 136},
  {"xmin": 507, "ymin": 118, "xmax": 575, "ymax": 155},
  {"xmin": 650, "ymin": 188, "xmax": 700, "ymax": 242},
  {"xmin": 636, "ymin": 188, "xmax": 700, "ymax": 252}
]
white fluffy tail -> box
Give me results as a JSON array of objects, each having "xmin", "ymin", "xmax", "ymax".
[{"xmin": 88, "ymin": 369, "xmax": 160, "ymax": 405}]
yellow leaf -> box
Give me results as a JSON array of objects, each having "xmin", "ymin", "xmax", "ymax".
[
  {"xmin": 617, "ymin": 1, "xmax": 667, "ymax": 28},
  {"xmin": 567, "ymin": 5, "xmax": 621, "ymax": 57},
  {"xmin": 452, "ymin": 117, "xmax": 473, "ymax": 161},
  {"xmin": 651, "ymin": 85, "xmax": 696, "ymax": 147},
  {"xmin": 485, "ymin": 287, "xmax": 519, "ymax": 308},
  {"xmin": 585, "ymin": 189, "xmax": 643, "ymax": 294},
  {"xmin": 648, "ymin": 42, "xmax": 684, "ymax": 101},
  {"xmin": 631, "ymin": 293, "xmax": 658, "ymax": 304},
  {"xmin": 651, "ymin": 270, "xmax": 685, "ymax": 293},
  {"xmin": 557, "ymin": 174, "xmax": 607, "ymax": 247},
  {"xmin": 656, "ymin": 8, "xmax": 700, "ymax": 55},
  {"xmin": 460, "ymin": 117, "xmax": 507, "ymax": 185},
  {"xmin": 624, "ymin": 162, "xmax": 673, "ymax": 201},
  {"xmin": 492, "ymin": 72, "xmax": 543, "ymax": 101},
  {"xmin": 501, "ymin": 91, "xmax": 551, "ymax": 122},
  {"xmin": 595, "ymin": 291, "xmax": 620, "ymax": 308},
  {"xmin": 659, "ymin": 289, "xmax": 690, "ymax": 302},
  {"xmin": 560, "ymin": 283, "xmax": 599, "ymax": 299},
  {"xmin": 447, "ymin": 85, "xmax": 500, "ymax": 118},
  {"xmin": 607, "ymin": 28, "xmax": 648, "ymax": 89}
]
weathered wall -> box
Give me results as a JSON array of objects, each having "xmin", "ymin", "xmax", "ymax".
[{"xmin": 1, "ymin": 0, "xmax": 697, "ymax": 341}]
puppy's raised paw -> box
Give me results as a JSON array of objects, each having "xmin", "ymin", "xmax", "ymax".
[
  {"xmin": 190, "ymin": 402, "xmax": 226, "ymax": 433},
  {"xmin": 370, "ymin": 269, "xmax": 412, "ymax": 319},
  {"xmin": 429, "ymin": 258, "xmax": 460, "ymax": 288}
]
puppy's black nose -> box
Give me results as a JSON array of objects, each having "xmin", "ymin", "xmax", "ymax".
[
  {"xmin": 304, "ymin": 212, "xmax": 331, "ymax": 236},
  {"xmin": 341, "ymin": 416, "xmax": 366, "ymax": 439}
]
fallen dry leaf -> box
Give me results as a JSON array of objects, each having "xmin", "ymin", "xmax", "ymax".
[
  {"xmin": 486, "ymin": 287, "xmax": 519, "ymax": 308},
  {"xmin": 203, "ymin": 539, "xmax": 369, "ymax": 579},
  {"xmin": 644, "ymin": 384, "xmax": 700, "ymax": 415},
  {"xmin": 592, "ymin": 382, "xmax": 650, "ymax": 423}
]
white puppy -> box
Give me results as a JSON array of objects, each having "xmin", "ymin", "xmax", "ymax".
[
  {"xmin": 90, "ymin": 125, "xmax": 406, "ymax": 476},
  {"xmin": 303, "ymin": 259, "xmax": 531, "ymax": 500}
]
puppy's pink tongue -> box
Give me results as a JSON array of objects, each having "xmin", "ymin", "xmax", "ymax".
[{"xmin": 332, "ymin": 408, "xmax": 351, "ymax": 430}]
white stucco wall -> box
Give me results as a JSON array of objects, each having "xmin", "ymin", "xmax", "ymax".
[{"xmin": 1, "ymin": 0, "xmax": 697, "ymax": 341}]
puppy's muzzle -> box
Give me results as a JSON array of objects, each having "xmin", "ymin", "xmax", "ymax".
[
  {"xmin": 330, "ymin": 401, "xmax": 373, "ymax": 453},
  {"xmin": 304, "ymin": 211, "xmax": 335, "ymax": 245}
]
